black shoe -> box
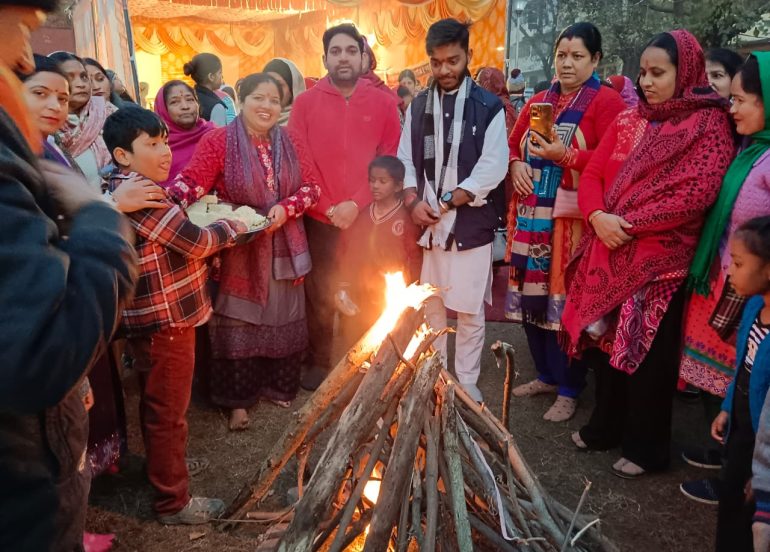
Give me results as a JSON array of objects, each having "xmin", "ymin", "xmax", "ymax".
[
  {"xmin": 681, "ymin": 446, "xmax": 722, "ymax": 470},
  {"xmin": 680, "ymin": 478, "xmax": 720, "ymax": 505},
  {"xmin": 300, "ymin": 365, "xmax": 328, "ymax": 391}
]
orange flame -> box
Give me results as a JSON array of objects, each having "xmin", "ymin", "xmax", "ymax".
[
  {"xmin": 363, "ymin": 464, "xmax": 383, "ymax": 505},
  {"xmin": 363, "ymin": 272, "xmax": 434, "ymax": 350}
]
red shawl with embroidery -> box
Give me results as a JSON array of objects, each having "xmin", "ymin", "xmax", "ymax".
[{"xmin": 562, "ymin": 30, "xmax": 734, "ymax": 344}]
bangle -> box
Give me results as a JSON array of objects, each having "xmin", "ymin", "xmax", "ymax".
[
  {"xmin": 588, "ymin": 210, "xmax": 605, "ymax": 224},
  {"xmin": 326, "ymin": 205, "xmax": 336, "ymax": 219},
  {"xmin": 556, "ymin": 146, "xmax": 576, "ymax": 167}
]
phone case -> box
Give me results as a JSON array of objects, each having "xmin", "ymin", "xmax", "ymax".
[{"xmin": 529, "ymin": 103, "xmax": 553, "ymax": 144}]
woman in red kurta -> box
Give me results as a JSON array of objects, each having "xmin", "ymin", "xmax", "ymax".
[
  {"xmin": 505, "ymin": 22, "xmax": 626, "ymax": 422},
  {"xmin": 166, "ymin": 73, "xmax": 320, "ymax": 431},
  {"xmin": 563, "ymin": 30, "xmax": 734, "ymax": 476}
]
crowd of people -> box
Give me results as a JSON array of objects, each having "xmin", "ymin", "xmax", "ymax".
[{"xmin": 2, "ymin": 1, "xmax": 770, "ymax": 550}]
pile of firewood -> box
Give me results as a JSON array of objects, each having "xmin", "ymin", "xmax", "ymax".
[{"xmin": 220, "ymin": 284, "xmax": 618, "ymax": 552}]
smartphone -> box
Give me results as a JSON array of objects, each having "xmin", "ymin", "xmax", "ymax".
[{"xmin": 529, "ymin": 103, "xmax": 553, "ymax": 145}]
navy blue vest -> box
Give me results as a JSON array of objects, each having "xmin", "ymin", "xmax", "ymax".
[{"xmin": 409, "ymin": 83, "xmax": 505, "ymax": 251}]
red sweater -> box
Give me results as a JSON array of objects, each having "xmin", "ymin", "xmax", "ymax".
[
  {"xmin": 577, "ymin": 108, "xmax": 647, "ymax": 221},
  {"xmin": 508, "ymin": 86, "xmax": 627, "ymax": 190},
  {"xmin": 288, "ymin": 77, "xmax": 402, "ymax": 222}
]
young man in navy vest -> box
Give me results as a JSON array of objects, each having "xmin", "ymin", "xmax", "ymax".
[{"xmin": 398, "ymin": 18, "xmax": 509, "ymax": 402}]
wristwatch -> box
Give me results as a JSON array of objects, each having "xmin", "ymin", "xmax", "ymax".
[{"xmin": 440, "ymin": 191, "xmax": 456, "ymax": 210}]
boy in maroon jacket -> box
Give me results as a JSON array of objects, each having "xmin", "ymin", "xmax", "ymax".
[{"xmin": 336, "ymin": 156, "xmax": 422, "ymax": 345}]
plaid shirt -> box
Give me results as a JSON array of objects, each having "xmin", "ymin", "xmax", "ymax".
[{"xmin": 109, "ymin": 173, "xmax": 238, "ymax": 337}]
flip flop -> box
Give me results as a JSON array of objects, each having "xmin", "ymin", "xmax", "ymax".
[{"xmin": 610, "ymin": 458, "xmax": 646, "ymax": 480}]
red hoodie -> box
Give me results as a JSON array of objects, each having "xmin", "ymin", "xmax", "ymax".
[{"xmin": 288, "ymin": 76, "xmax": 401, "ymax": 222}]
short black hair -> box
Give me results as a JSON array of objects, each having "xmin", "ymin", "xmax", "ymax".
[
  {"xmin": 18, "ymin": 53, "xmax": 67, "ymax": 82},
  {"xmin": 369, "ymin": 155, "xmax": 405, "ymax": 183},
  {"xmin": 237, "ymin": 72, "xmax": 284, "ymax": 104},
  {"xmin": 706, "ymin": 48, "xmax": 744, "ymax": 79},
  {"xmin": 183, "ymin": 53, "xmax": 222, "ymax": 86},
  {"xmin": 735, "ymin": 215, "xmax": 770, "ymax": 263},
  {"xmin": 425, "ymin": 19, "xmax": 471, "ymax": 55},
  {"xmin": 322, "ymin": 23, "xmax": 364, "ymax": 56},
  {"xmin": 737, "ymin": 54, "xmax": 762, "ymax": 98},
  {"xmin": 556, "ymin": 22, "xmax": 603, "ymax": 60},
  {"xmin": 0, "ymin": 0, "xmax": 60, "ymax": 12},
  {"xmin": 396, "ymin": 86, "xmax": 412, "ymax": 99},
  {"xmin": 103, "ymin": 106, "xmax": 168, "ymax": 165}
]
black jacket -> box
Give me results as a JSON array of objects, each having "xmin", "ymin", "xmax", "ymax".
[
  {"xmin": 409, "ymin": 83, "xmax": 506, "ymax": 250},
  {"xmin": 195, "ymin": 84, "xmax": 226, "ymax": 122},
  {"xmin": 0, "ymin": 109, "xmax": 136, "ymax": 551}
]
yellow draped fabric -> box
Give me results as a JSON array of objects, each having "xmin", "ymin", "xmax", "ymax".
[{"xmin": 131, "ymin": 0, "xmax": 504, "ymax": 87}]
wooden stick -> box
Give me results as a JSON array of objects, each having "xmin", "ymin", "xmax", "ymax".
[
  {"xmin": 223, "ymin": 307, "xmax": 421, "ymax": 527},
  {"xmin": 467, "ymin": 513, "xmax": 518, "ymax": 552},
  {"xmin": 455, "ymin": 412, "xmax": 519, "ymax": 541},
  {"xmin": 560, "ymin": 480, "xmax": 592, "ymax": 552},
  {"xmin": 277, "ymin": 309, "xmax": 424, "ymax": 552},
  {"xmin": 439, "ymin": 371, "xmax": 566, "ymax": 545},
  {"xmin": 327, "ymin": 397, "xmax": 399, "ymax": 552},
  {"xmin": 304, "ymin": 370, "xmax": 365, "ymax": 446},
  {"xmin": 441, "ymin": 383, "xmax": 474, "ymax": 552},
  {"xmin": 339, "ymin": 509, "xmax": 373, "ymax": 551},
  {"xmin": 245, "ymin": 508, "xmax": 293, "ymax": 522},
  {"xmin": 501, "ymin": 442, "xmax": 533, "ymax": 540},
  {"xmin": 490, "ymin": 341, "xmax": 516, "ymax": 429},
  {"xmin": 410, "ymin": 464, "xmax": 425, "ymax": 548},
  {"xmin": 396, "ymin": 467, "xmax": 413, "ymax": 552},
  {"xmin": 296, "ymin": 444, "xmax": 310, "ymax": 500},
  {"xmin": 363, "ymin": 354, "xmax": 443, "ymax": 552},
  {"xmin": 423, "ymin": 415, "xmax": 439, "ymax": 552}
]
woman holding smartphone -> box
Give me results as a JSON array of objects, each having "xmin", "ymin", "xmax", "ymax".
[{"xmin": 505, "ymin": 22, "xmax": 626, "ymax": 422}]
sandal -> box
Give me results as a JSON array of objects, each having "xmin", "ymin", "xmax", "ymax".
[
  {"xmin": 229, "ymin": 409, "xmax": 250, "ymax": 431},
  {"xmin": 610, "ymin": 457, "xmax": 646, "ymax": 479},
  {"xmin": 543, "ymin": 396, "xmax": 577, "ymax": 422},
  {"xmin": 186, "ymin": 457, "xmax": 210, "ymax": 477},
  {"xmin": 512, "ymin": 379, "xmax": 558, "ymax": 398}
]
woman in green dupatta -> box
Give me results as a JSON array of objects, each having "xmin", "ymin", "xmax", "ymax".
[{"xmin": 680, "ymin": 53, "xmax": 770, "ymax": 397}]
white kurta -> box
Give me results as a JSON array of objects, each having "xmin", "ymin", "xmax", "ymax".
[{"xmin": 421, "ymin": 242, "xmax": 493, "ymax": 314}]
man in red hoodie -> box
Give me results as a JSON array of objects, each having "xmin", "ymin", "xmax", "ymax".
[{"xmin": 289, "ymin": 23, "xmax": 401, "ymax": 390}]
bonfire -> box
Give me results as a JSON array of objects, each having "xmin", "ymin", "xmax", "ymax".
[{"xmin": 220, "ymin": 273, "xmax": 618, "ymax": 552}]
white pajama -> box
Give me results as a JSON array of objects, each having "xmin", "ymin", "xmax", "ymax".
[{"xmin": 422, "ymin": 243, "xmax": 492, "ymax": 385}]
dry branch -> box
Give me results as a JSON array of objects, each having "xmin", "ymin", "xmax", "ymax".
[
  {"xmin": 364, "ymin": 354, "xmax": 443, "ymax": 552},
  {"xmin": 223, "ymin": 307, "xmax": 421, "ymax": 525},
  {"xmin": 440, "ymin": 383, "xmax": 473, "ymax": 552},
  {"xmin": 277, "ymin": 309, "xmax": 424, "ymax": 551}
]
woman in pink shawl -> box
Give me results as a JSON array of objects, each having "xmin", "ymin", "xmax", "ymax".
[
  {"xmin": 49, "ymin": 52, "xmax": 116, "ymax": 190},
  {"xmin": 154, "ymin": 80, "xmax": 215, "ymax": 186},
  {"xmin": 476, "ymin": 66, "xmax": 517, "ymax": 134}
]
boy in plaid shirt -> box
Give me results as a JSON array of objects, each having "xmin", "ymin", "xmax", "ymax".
[{"xmin": 103, "ymin": 107, "xmax": 245, "ymax": 525}]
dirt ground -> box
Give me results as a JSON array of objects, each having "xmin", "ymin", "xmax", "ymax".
[{"xmin": 88, "ymin": 322, "xmax": 718, "ymax": 551}]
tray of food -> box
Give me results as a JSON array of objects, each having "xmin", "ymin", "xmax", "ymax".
[{"xmin": 186, "ymin": 195, "xmax": 271, "ymax": 245}]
